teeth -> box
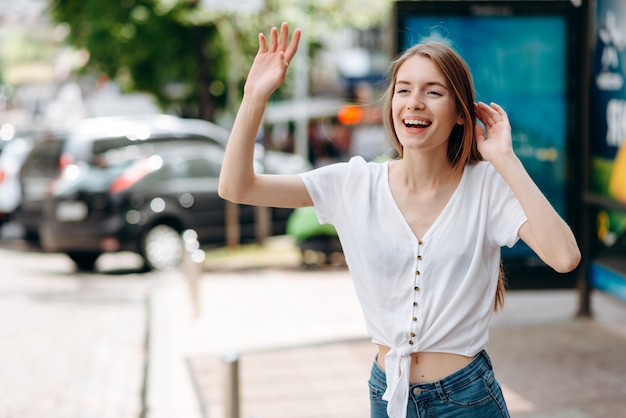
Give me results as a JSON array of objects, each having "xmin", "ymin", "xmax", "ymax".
[{"xmin": 405, "ymin": 119, "xmax": 430, "ymax": 127}]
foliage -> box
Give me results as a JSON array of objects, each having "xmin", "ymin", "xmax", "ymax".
[
  {"xmin": 49, "ymin": 0, "xmax": 227, "ymax": 119},
  {"xmin": 48, "ymin": 0, "xmax": 393, "ymax": 120}
]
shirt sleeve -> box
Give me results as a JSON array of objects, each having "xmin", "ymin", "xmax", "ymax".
[
  {"xmin": 297, "ymin": 159, "xmax": 350, "ymax": 225},
  {"xmin": 484, "ymin": 163, "xmax": 528, "ymax": 248}
]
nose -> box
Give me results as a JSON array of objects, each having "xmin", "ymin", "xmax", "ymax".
[{"xmin": 407, "ymin": 94, "xmax": 425, "ymax": 110}]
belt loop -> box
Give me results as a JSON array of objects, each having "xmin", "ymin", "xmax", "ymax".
[
  {"xmin": 434, "ymin": 381, "xmax": 447, "ymax": 401},
  {"xmin": 481, "ymin": 350, "xmax": 493, "ymax": 369}
]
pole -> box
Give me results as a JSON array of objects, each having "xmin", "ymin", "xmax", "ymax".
[
  {"xmin": 293, "ymin": 5, "xmax": 309, "ymax": 161},
  {"xmin": 182, "ymin": 230, "xmax": 204, "ymax": 318},
  {"xmin": 222, "ymin": 352, "xmax": 240, "ymax": 418}
]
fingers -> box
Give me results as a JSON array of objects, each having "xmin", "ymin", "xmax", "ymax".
[
  {"xmin": 268, "ymin": 26, "xmax": 279, "ymax": 53},
  {"xmin": 257, "ymin": 32, "xmax": 267, "ymax": 54},
  {"xmin": 278, "ymin": 22, "xmax": 289, "ymax": 53},
  {"xmin": 285, "ymin": 28, "xmax": 301, "ymax": 64},
  {"xmin": 474, "ymin": 102, "xmax": 493, "ymax": 126},
  {"xmin": 474, "ymin": 119, "xmax": 485, "ymax": 142},
  {"xmin": 474, "ymin": 101, "xmax": 508, "ymax": 127},
  {"xmin": 260, "ymin": 23, "xmax": 301, "ymax": 62}
]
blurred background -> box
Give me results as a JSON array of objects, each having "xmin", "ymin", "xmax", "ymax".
[
  {"xmin": 1, "ymin": 0, "xmax": 625, "ymax": 417},
  {"xmin": 0, "ymin": 0, "xmax": 390, "ymax": 140}
]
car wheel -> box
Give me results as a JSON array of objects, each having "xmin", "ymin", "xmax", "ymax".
[
  {"xmin": 67, "ymin": 251, "xmax": 101, "ymax": 272},
  {"xmin": 142, "ymin": 224, "xmax": 184, "ymax": 271}
]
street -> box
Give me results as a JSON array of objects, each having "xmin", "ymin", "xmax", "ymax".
[{"xmin": 1, "ymin": 237, "xmax": 626, "ymax": 418}]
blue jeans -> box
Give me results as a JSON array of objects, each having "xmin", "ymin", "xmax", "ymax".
[{"xmin": 369, "ymin": 350, "xmax": 510, "ymax": 418}]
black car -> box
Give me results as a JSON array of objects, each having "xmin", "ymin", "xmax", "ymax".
[
  {"xmin": 16, "ymin": 115, "xmax": 229, "ymax": 238},
  {"xmin": 17, "ymin": 114, "xmax": 310, "ymax": 242},
  {"xmin": 39, "ymin": 141, "xmax": 296, "ymax": 271}
]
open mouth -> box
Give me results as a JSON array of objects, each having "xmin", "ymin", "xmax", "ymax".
[{"xmin": 404, "ymin": 118, "xmax": 432, "ymax": 128}]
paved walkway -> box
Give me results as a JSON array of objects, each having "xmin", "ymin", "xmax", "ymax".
[
  {"xmin": 148, "ymin": 241, "xmax": 626, "ymax": 418},
  {"xmin": 0, "ymin": 246, "xmax": 151, "ymax": 418},
  {"xmin": 2, "ymin": 238, "xmax": 626, "ymax": 418}
]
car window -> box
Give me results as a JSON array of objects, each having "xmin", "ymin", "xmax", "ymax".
[
  {"xmin": 90, "ymin": 134, "xmax": 223, "ymax": 160},
  {"xmin": 91, "ymin": 136, "xmax": 165, "ymax": 160},
  {"xmin": 171, "ymin": 157, "xmax": 219, "ymax": 179},
  {"xmin": 92, "ymin": 137, "xmax": 139, "ymax": 156},
  {"xmin": 21, "ymin": 139, "xmax": 66, "ymax": 177},
  {"xmin": 162, "ymin": 143, "xmax": 224, "ymax": 179},
  {"xmin": 96, "ymin": 143, "xmax": 157, "ymax": 166}
]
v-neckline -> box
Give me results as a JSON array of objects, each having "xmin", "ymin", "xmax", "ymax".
[{"xmin": 383, "ymin": 161, "xmax": 467, "ymax": 243}]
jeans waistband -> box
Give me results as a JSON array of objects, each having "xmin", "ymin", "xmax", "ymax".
[{"xmin": 371, "ymin": 350, "xmax": 493, "ymax": 395}]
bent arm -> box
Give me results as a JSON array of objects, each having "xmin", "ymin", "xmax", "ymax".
[
  {"xmin": 218, "ymin": 23, "xmax": 313, "ymax": 209},
  {"xmin": 494, "ymin": 154, "xmax": 580, "ymax": 273},
  {"xmin": 475, "ymin": 101, "xmax": 580, "ymax": 273},
  {"xmin": 218, "ymin": 91, "xmax": 312, "ymax": 208}
]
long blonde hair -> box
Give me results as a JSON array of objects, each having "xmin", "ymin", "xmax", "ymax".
[{"xmin": 382, "ymin": 41, "xmax": 506, "ymax": 312}]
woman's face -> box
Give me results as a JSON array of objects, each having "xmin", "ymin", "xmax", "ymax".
[{"xmin": 391, "ymin": 54, "xmax": 464, "ymax": 156}]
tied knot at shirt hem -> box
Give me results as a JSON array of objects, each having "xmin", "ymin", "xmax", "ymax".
[{"xmin": 382, "ymin": 348, "xmax": 413, "ymax": 418}]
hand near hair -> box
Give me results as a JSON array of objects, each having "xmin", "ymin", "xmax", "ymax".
[
  {"xmin": 474, "ymin": 100, "xmax": 581, "ymax": 273},
  {"xmin": 244, "ymin": 22, "xmax": 301, "ymax": 101},
  {"xmin": 474, "ymin": 101, "xmax": 515, "ymax": 164}
]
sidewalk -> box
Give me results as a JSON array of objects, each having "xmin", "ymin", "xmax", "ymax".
[
  {"xmin": 147, "ymin": 238, "xmax": 626, "ymax": 418},
  {"xmin": 0, "ymin": 247, "xmax": 152, "ymax": 418}
]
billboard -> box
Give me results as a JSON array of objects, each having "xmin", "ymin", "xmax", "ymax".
[
  {"xmin": 588, "ymin": 0, "xmax": 626, "ymax": 301},
  {"xmin": 394, "ymin": 1, "xmax": 583, "ymax": 276},
  {"xmin": 589, "ymin": 0, "xmax": 626, "ymax": 246}
]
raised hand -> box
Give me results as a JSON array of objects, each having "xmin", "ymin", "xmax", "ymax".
[
  {"xmin": 244, "ymin": 22, "xmax": 301, "ymax": 101},
  {"xmin": 474, "ymin": 101, "xmax": 514, "ymax": 164}
]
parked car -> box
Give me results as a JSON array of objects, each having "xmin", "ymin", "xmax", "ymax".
[
  {"xmin": 286, "ymin": 206, "xmax": 343, "ymax": 268},
  {"xmin": 284, "ymin": 151, "xmax": 396, "ymax": 268},
  {"xmin": 17, "ymin": 114, "xmax": 310, "ymax": 241},
  {"xmin": 0, "ymin": 131, "xmax": 58, "ymax": 226},
  {"xmin": 13, "ymin": 134, "xmax": 67, "ymax": 235},
  {"xmin": 39, "ymin": 141, "xmax": 298, "ymax": 271}
]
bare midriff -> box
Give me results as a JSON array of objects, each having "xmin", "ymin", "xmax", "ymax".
[{"xmin": 377, "ymin": 345, "xmax": 475, "ymax": 384}]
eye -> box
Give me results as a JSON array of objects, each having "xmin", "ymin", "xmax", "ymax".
[
  {"xmin": 427, "ymin": 90, "xmax": 443, "ymax": 96},
  {"xmin": 395, "ymin": 88, "xmax": 410, "ymax": 94}
]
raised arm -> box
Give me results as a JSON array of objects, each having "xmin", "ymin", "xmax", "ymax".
[
  {"xmin": 474, "ymin": 101, "xmax": 581, "ymax": 273},
  {"xmin": 218, "ymin": 22, "xmax": 313, "ymax": 208}
]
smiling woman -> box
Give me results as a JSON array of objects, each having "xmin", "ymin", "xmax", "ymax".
[
  {"xmin": 390, "ymin": 55, "xmax": 464, "ymax": 159},
  {"xmin": 218, "ymin": 22, "xmax": 580, "ymax": 418},
  {"xmin": 383, "ymin": 41, "xmax": 479, "ymax": 168}
]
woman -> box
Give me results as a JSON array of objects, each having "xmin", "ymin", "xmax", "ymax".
[{"xmin": 218, "ymin": 23, "xmax": 580, "ymax": 418}]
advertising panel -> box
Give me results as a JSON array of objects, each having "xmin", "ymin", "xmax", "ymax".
[
  {"xmin": 394, "ymin": 1, "xmax": 582, "ymax": 277},
  {"xmin": 588, "ymin": 0, "xmax": 626, "ymax": 300},
  {"xmin": 589, "ymin": 0, "xmax": 626, "ymax": 246}
]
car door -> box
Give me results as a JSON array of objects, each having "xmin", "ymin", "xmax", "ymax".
[{"xmin": 159, "ymin": 145, "xmax": 230, "ymax": 245}]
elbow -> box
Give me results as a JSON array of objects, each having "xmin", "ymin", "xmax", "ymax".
[
  {"xmin": 217, "ymin": 179, "xmax": 228, "ymax": 200},
  {"xmin": 218, "ymin": 170, "xmax": 259, "ymax": 204},
  {"xmin": 218, "ymin": 184, "xmax": 240, "ymax": 204},
  {"xmin": 218, "ymin": 177, "xmax": 250, "ymax": 204},
  {"xmin": 552, "ymin": 246, "xmax": 582, "ymax": 274},
  {"xmin": 217, "ymin": 185, "xmax": 228, "ymax": 201},
  {"xmin": 217, "ymin": 178, "xmax": 237, "ymax": 203}
]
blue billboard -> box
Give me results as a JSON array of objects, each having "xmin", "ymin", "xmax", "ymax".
[{"xmin": 394, "ymin": 1, "xmax": 583, "ymax": 271}]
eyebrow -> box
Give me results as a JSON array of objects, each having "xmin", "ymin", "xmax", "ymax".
[{"xmin": 395, "ymin": 80, "xmax": 449, "ymax": 90}]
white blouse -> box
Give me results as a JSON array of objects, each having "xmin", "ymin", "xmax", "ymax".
[{"xmin": 299, "ymin": 156, "xmax": 527, "ymax": 418}]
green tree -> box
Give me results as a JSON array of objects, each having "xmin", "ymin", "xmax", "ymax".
[{"xmin": 49, "ymin": 0, "xmax": 227, "ymax": 120}]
